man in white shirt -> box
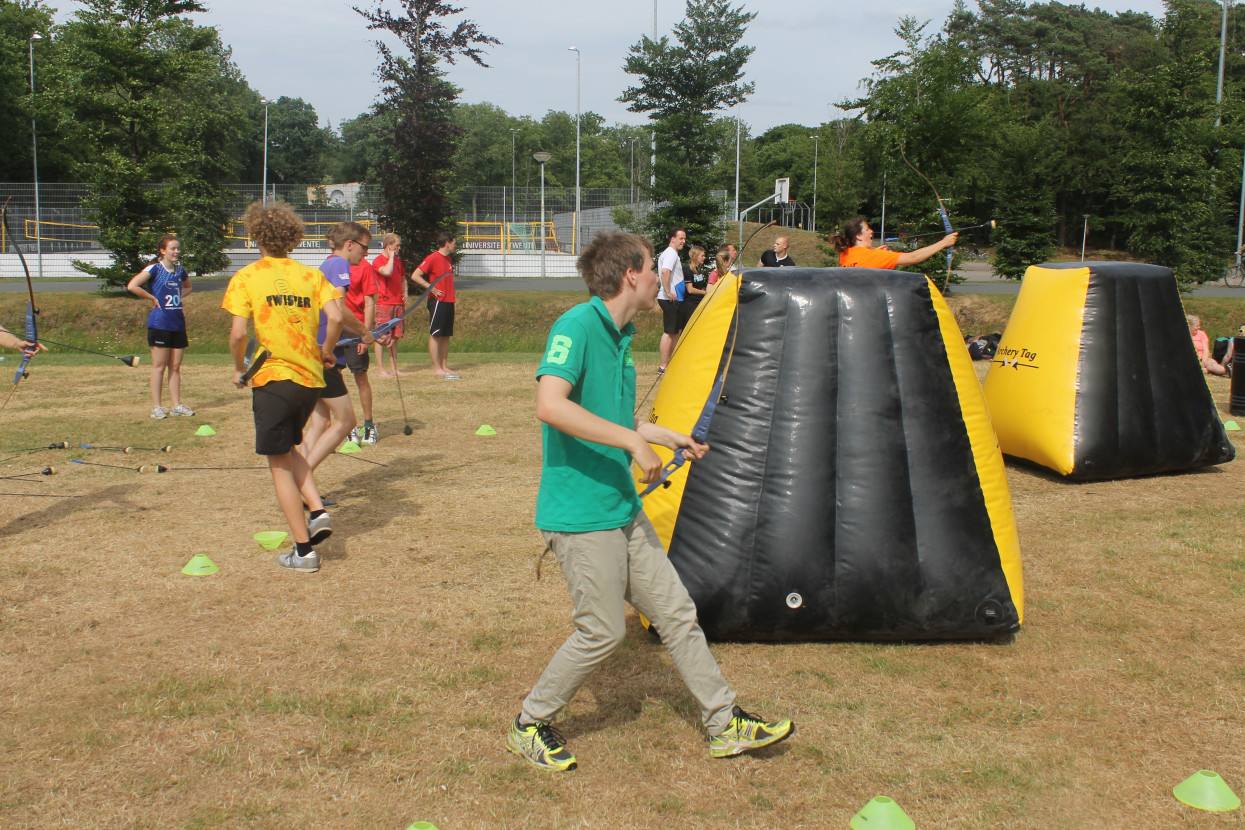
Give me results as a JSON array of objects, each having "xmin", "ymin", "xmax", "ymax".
[{"xmin": 656, "ymin": 227, "xmax": 687, "ymax": 373}]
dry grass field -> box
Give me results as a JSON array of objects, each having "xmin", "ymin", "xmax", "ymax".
[{"xmin": 1, "ymin": 356, "xmax": 1243, "ymax": 829}]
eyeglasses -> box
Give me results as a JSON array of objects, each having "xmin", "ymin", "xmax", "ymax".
[{"xmin": 352, "ymin": 238, "xmax": 370, "ymax": 251}]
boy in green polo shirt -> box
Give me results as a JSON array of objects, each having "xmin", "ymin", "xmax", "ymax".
[{"xmin": 507, "ymin": 231, "xmax": 794, "ymax": 771}]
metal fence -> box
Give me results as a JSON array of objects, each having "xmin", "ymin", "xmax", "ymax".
[{"xmin": 0, "ymin": 183, "xmax": 732, "ymax": 280}]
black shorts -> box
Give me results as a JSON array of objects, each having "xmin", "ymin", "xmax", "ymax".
[
  {"xmin": 678, "ymin": 297, "xmax": 702, "ymax": 330},
  {"xmin": 658, "ymin": 299, "xmax": 681, "ymax": 334},
  {"xmin": 321, "ymin": 365, "xmax": 349, "ymax": 399},
  {"xmin": 343, "ymin": 343, "xmax": 370, "ymax": 373},
  {"xmin": 148, "ymin": 328, "xmax": 188, "ymax": 349},
  {"xmin": 252, "ymin": 380, "xmax": 320, "ymax": 456},
  {"xmin": 427, "ymin": 298, "xmax": 455, "ymax": 337}
]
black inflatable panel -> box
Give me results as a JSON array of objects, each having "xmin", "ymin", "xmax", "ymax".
[
  {"xmin": 667, "ymin": 269, "xmax": 1019, "ymax": 642},
  {"xmin": 1051, "ymin": 262, "xmax": 1233, "ymax": 479}
]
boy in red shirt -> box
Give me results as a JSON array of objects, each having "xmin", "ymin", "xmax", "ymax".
[
  {"xmin": 372, "ymin": 233, "xmax": 407, "ymax": 378},
  {"xmin": 410, "ymin": 231, "xmax": 460, "ymax": 379},
  {"xmin": 345, "ymin": 254, "xmax": 382, "ymax": 443}
]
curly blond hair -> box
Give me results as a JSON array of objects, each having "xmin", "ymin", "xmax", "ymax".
[{"xmin": 243, "ymin": 200, "xmax": 304, "ymax": 256}]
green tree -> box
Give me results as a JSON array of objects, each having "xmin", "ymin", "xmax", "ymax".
[
  {"xmin": 947, "ymin": 1, "xmax": 1165, "ymax": 249},
  {"xmin": 354, "ymin": 0, "xmax": 499, "ymax": 258},
  {"xmin": 328, "ymin": 109, "xmax": 395, "ymax": 183},
  {"xmin": 45, "ymin": 0, "xmax": 250, "ymax": 284},
  {"xmin": 814, "ymin": 119, "xmax": 867, "ymax": 233},
  {"xmin": 263, "ymin": 96, "xmax": 332, "ymax": 185},
  {"xmin": 851, "ymin": 16, "xmax": 998, "ymax": 287},
  {"xmin": 449, "ymin": 101, "xmax": 515, "ymax": 188},
  {"xmin": 1112, "ymin": 58, "xmax": 1234, "ymax": 286},
  {"xmin": 620, "ymin": 0, "xmax": 756, "ymax": 251},
  {"xmin": 0, "ymin": 1, "xmax": 63, "ymax": 183},
  {"xmin": 988, "ymin": 123, "xmax": 1057, "ymax": 279}
]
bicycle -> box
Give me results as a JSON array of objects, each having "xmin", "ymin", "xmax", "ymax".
[{"xmin": 1225, "ymin": 248, "xmax": 1245, "ymax": 287}]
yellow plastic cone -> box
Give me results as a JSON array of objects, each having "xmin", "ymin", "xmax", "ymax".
[
  {"xmin": 182, "ymin": 554, "xmax": 219, "ymax": 576},
  {"xmin": 1224, "ymin": 420, "xmax": 1241, "ymax": 431},
  {"xmin": 338, "ymin": 441, "xmax": 362, "ymax": 454},
  {"xmin": 253, "ymin": 531, "xmax": 288, "ymax": 550},
  {"xmin": 850, "ymin": 796, "xmax": 916, "ymax": 830},
  {"xmin": 475, "ymin": 425, "xmax": 497, "ymax": 436},
  {"xmin": 194, "ymin": 425, "xmax": 216, "ymax": 436},
  {"xmin": 405, "ymin": 823, "xmax": 438, "ymax": 830},
  {"xmin": 1173, "ymin": 770, "xmax": 1240, "ymax": 811}
]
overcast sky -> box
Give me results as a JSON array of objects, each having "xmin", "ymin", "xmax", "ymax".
[{"xmin": 55, "ymin": 0, "xmax": 1171, "ymax": 133}]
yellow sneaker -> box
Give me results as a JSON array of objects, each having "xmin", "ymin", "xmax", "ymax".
[
  {"xmin": 709, "ymin": 706, "xmax": 794, "ymax": 758},
  {"xmin": 506, "ymin": 717, "xmax": 577, "ymax": 771}
]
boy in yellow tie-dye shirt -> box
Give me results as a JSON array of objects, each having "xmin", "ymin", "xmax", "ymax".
[{"xmin": 222, "ymin": 201, "xmax": 343, "ymax": 573}]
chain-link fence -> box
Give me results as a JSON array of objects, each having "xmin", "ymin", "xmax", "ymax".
[{"xmin": 0, "ymin": 183, "xmax": 731, "ymax": 279}]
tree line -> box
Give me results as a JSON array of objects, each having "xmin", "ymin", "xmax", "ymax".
[{"xmin": 2, "ymin": 0, "xmax": 1242, "ymax": 288}]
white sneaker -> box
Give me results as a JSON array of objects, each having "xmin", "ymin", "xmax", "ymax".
[
  {"xmin": 170, "ymin": 404, "xmax": 194, "ymax": 416},
  {"xmin": 308, "ymin": 512, "xmax": 332, "ymax": 545},
  {"xmin": 151, "ymin": 406, "xmax": 168, "ymax": 419},
  {"xmin": 348, "ymin": 427, "xmax": 361, "ymax": 444},
  {"xmin": 277, "ymin": 549, "xmax": 319, "ymax": 572}
]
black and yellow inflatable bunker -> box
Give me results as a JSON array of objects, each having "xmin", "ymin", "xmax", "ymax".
[
  {"xmin": 638, "ymin": 268, "xmax": 1023, "ymax": 642},
  {"xmin": 982, "ymin": 261, "xmax": 1235, "ymax": 480}
]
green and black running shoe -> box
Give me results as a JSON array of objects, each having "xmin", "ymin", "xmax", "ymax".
[
  {"xmin": 506, "ymin": 717, "xmax": 578, "ymax": 771},
  {"xmin": 708, "ymin": 706, "xmax": 794, "ymax": 758}
]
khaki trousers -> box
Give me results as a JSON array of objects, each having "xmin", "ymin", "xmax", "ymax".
[{"xmin": 521, "ymin": 513, "xmax": 736, "ymax": 735}]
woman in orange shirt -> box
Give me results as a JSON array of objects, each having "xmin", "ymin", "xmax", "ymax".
[{"xmin": 831, "ymin": 216, "xmax": 957, "ymax": 269}]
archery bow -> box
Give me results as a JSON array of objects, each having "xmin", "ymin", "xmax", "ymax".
[
  {"xmin": 335, "ymin": 271, "xmax": 451, "ymax": 348},
  {"xmin": 885, "ymin": 220, "xmax": 996, "ymax": 244},
  {"xmin": 0, "ymin": 197, "xmax": 39, "ymax": 411},
  {"xmin": 899, "ymin": 144, "xmax": 955, "ymax": 286}
]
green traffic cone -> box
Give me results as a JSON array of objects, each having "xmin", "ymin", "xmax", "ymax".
[
  {"xmin": 1224, "ymin": 420, "xmax": 1240, "ymax": 431},
  {"xmin": 338, "ymin": 441, "xmax": 362, "ymax": 454},
  {"xmin": 1173, "ymin": 770, "xmax": 1240, "ymax": 811},
  {"xmin": 194, "ymin": 424, "xmax": 216, "ymax": 436},
  {"xmin": 405, "ymin": 823, "xmax": 439, "ymax": 830},
  {"xmin": 181, "ymin": 554, "xmax": 219, "ymax": 576},
  {"xmin": 850, "ymin": 796, "xmax": 916, "ymax": 830},
  {"xmin": 475, "ymin": 425, "xmax": 497, "ymax": 436}
]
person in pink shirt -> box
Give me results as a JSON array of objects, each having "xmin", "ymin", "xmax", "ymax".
[
  {"xmin": 1188, "ymin": 315, "xmax": 1230, "ymax": 376},
  {"xmin": 372, "ymin": 233, "xmax": 407, "ymax": 378}
]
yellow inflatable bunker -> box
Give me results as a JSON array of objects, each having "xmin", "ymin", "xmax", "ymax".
[
  {"xmin": 638, "ymin": 268, "xmax": 1023, "ymax": 642},
  {"xmin": 983, "ymin": 262, "xmax": 1235, "ymax": 480}
]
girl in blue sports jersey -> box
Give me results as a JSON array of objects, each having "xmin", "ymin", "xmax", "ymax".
[{"xmin": 127, "ymin": 235, "xmax": 194, "ymax": 419}]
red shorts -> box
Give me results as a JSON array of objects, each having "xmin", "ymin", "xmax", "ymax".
[{"xmin": 376, "ymin": 303, "xmax": 405, "ymax": 339}]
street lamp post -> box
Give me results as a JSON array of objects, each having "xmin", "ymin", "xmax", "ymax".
[
  {"xmin": 1217, "ymin": 0, "xmax": 1228, "ymax": 127},
  {"xmin": 509, "ymin": 128, "xmax": 521, "ymax": 224},
  {"xmin": 651, "ymin": 1, "xmax": 657, "ymax": 193},
  {"xmin": 810, "ymin": 134, "xmax": 820, "ymax": 234},
  {"xmin": 533, "ymin": 152, "xmax": 552, "ymax": 279},
  {"xmin": 29, "ymin": 32, "xmax": 43, "ymax": 280},
  {"xmin": 626, "ymin": 137, "xmax": 637, "ymax": 205},
  {"xmin": 880, "ymin": 171, "xmax": 887, "ymax": 242},
  {"xmin": 734, "ymin": 114, "xmax": 741, "ymax": 229},
  {"xmin": 261, "ymin": 98, "xmax": 270, "ymax": 204},
  {"xmin": 569, "ymin": 47, "xmax": 581, "ymax": 254}
]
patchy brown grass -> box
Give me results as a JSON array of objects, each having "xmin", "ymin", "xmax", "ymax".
[{"xmin": 0, "ymin": 358, "xmax": 1242, "ymax": 829}]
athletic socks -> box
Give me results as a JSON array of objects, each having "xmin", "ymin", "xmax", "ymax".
[
  {"xmin": 309, "ymin": 509, "xmax": 326, "ymax": 521},
  {"xmin": 364, "ymin": 419, "xmax": 374, "ymax": 429},
  {"xmin": 295, "ymin": 541, "xmax": 315, "ymax": 556}
]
